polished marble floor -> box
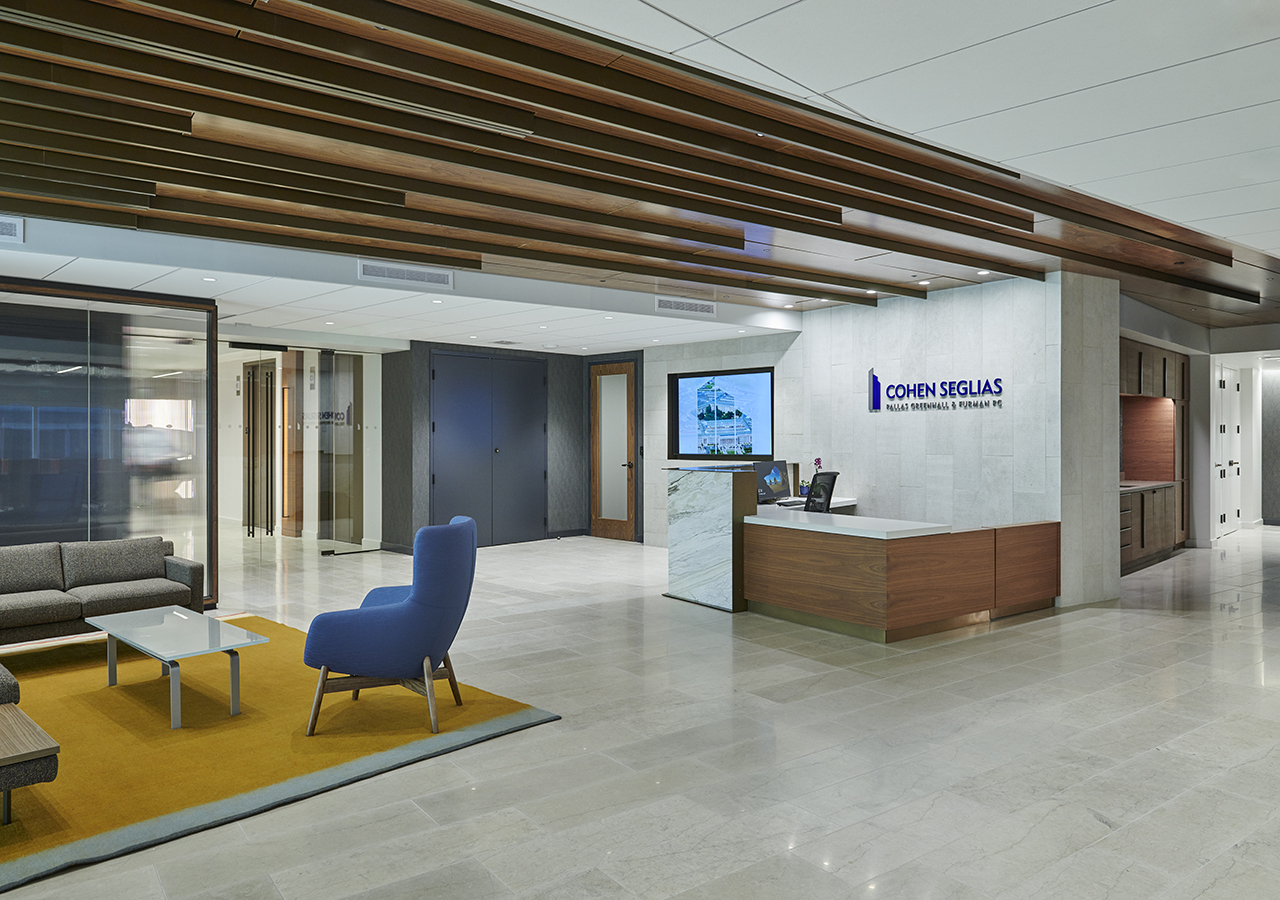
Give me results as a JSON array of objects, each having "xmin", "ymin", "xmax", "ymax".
[{"xmin": 13, "ymin": 525, "xmax": 1280, "ymax": 899}]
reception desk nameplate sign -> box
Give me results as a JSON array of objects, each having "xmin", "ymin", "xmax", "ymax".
[{"xmin": 869, "ymin": 369, "xmax": 1004, "ymax": 413}]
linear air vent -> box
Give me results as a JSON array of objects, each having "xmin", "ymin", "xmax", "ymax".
[
  {"xmin": 656, "ymin": 295, "xmax": 716, "ymax": 318},
  {"xmin": 0, "ymin": 215, "xmax": 23, "ymax": 243},
  {"xmin": 358, "ymin": 259, "xmax": 454, "ymax": 289}
]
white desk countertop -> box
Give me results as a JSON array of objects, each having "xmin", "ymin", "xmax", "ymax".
[{"xmin": 745, "ymin": 507, "xmax": 951, "ymax": 540}]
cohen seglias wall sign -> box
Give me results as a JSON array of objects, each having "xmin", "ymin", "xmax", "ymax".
[{"xmin": 869, "ymin": 368, "xmax": 1004, "ymax": 413}]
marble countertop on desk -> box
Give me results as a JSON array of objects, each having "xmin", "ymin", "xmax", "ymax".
[
  {"xmin": 1119, "ymin": 481, "xmax": 1177, "ymax": 492},
  {"xmin": 745, "ymin": 507, "xmax": 950, "ymax": 539}
]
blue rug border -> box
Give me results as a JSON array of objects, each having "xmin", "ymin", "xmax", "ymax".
[{"xmin": 0, "ymin": 705, "xmax": 560, "ymax": 893}]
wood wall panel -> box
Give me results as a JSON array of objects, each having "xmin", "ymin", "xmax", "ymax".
[
  {"xmin": 1122, "ymin": 396, "xmax": 1176, "ymax": 482},
  {"xmin": 885, "ymin": 530, "xmax": 994, "ymax": 629},
  {"xmin": 994, "ymin": 522, "xmax": 1060, "ymax": 608},
  {"xmin": 743, "ymin": 524, "xmax": 887, "ymax": 627}
]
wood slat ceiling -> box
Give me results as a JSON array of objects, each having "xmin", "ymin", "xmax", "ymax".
[{"xmin": 0, "ymin": 0, "xmax": 1277, "ymax": 322}]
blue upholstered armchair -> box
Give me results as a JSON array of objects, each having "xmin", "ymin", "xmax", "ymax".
[{"xmin": 304, "ymin": 516, "xmax": 478, "ymax": 735}]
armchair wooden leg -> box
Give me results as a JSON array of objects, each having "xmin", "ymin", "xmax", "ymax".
[
  {"xmin": 423, "ymin": 656, "xmax": 439, "ymax": 734},
  {"xmin": 306, "ymin": 666, "xmax": 329, "ymax": 737},
  {"xmin": 352, "ymin": 689, "xmax": 360, "ymax": 701},
  {"xmin": 443, "ymin": 653, "xmax": 463, "ymax": 706}
]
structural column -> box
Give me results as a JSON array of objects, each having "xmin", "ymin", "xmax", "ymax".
[{"xmin": 1058, "ymin": 272, "xmax": 1121, "ymax": 606}]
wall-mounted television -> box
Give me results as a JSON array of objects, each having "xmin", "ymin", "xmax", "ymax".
[{"xmin": 667, "ymin": 367, "xmax": 774, "ymax": 460}]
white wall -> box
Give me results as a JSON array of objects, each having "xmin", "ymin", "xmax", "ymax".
[
  {"xmin": 643, "ymin": 277, "xmax": 1065, "ymax": 547},
  {"xmin": 802, "ymin": 278, "xmax": 1062, "ymax": 529},
  {"xmin": 644, "ymin": 332, "xmax": 805, "ymax": 546}
]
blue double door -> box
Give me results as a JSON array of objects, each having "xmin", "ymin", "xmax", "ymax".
[{"xmin": 429, "ymin": 352, "xmax": 548, "ymax": 547}]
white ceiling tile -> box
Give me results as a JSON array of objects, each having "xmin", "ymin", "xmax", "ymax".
[
  {"xmin": 924, "ymin": 40, "xmax": 1280, "ymax": 162},
  {"xmin": 1011, "ymin": 100, "xmax": 1280, "ymax": 185},
  {"xmin": 643, "ymin": 0, "xmax": 794, "ymax": 36},
  {"xmin": 675, "ymin": 40, "xmax": 812, "ymax": 98},
  {"xmin": 1234, "ymin": 228, "xmax": 1280, "ymax": 253},
  {"xmin": 1140, "ymin": 181, "xmax": 1280, "ymax": 225},
  {"xmin": 490, "ymin": 0, "xmax": 703, "ymax": 52},
  {"xmin": 829, "ymin": 0, "xmax": 1279, "ymax": 133},
  {"xmin": 0, "ymin": 249, "xmax": 76, "ymax": 280},
  {"xmin": 716, "ymin": 0, "xmax": 1104, "ymax": 94},
  {"xmin": 1075, "ymin": 145, "xmax": 1280, "ymax": 206},
  {"xmin": 133, "ymin": 268, "xmax": 271, "ymax": 298},
  {"xmin": 215, "ymin": 278, "xmax": 347, "ymax": 306},
  {"xmin": 49, "ymin": 258, "xmax": 179, "ymax": 289},
  {"xmin": 282, "ymin": 285, "xmax": 422, "ymax": 311},
  {"xmin": 1179, "ymin": 208, "xmax": 1280, "ymax": 239}
]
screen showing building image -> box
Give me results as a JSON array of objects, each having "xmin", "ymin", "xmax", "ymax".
[{"xmin": 669, "ymin": 368, "xmax": 773, "ymax": 459}]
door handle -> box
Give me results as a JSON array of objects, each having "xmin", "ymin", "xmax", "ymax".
[
  {"xmin": 494, "ymin": 447, "xmax": 500, "ymax": 453},
  {"xmin": 621, "ymin": 462, "xmax": 634, "ymax": 468},
  {"xmin": 1229, "ymin": 460, "xmax": 1238, "ymax": 466}
]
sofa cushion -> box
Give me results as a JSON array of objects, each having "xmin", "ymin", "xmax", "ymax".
[
  {"xmin": 0, "ymin": 543, "xmax": 65, "ymax": 594},
  {"xmin": 61, "ymin": 537, "xmax": 166, "ymax": 589},
  {"xmin": 0, "ymin": 590, "xmax": 81, "ymax": 629},
  {"xmin": 71, "ymin": 578, "xmax": 190, "ymax": 618}
]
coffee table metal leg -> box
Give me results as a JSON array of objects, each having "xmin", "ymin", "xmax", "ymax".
[
  {"xmin": 225, "ymin": 649, "xmax": 240, "ymax": 716},
  {"xmin": 106, "ymin": 635, "xmax": 117, "ymax": 686},
  {"xmin": 169, "ymin": 660, "xmax": 181, "ymax": 729}
]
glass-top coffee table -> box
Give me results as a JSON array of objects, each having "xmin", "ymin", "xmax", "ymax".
[{"xmin": 85, "ymin": 607, "xmax": 269, "ymax": 729}]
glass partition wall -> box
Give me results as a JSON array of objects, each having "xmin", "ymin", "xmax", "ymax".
[
  {"xmin": 0, "ymin": 293, "xmax": 213, "ymax": 597},
  {"xmin": 218, "ymin": 342, "xmax": 378, "ymax": 565}
]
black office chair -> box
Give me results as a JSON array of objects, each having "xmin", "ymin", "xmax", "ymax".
[{"xmin": 804, "ymin": 471, "xmax": 839, "ymax": 512}]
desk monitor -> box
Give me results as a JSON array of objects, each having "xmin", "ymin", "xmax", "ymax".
[{"xmin": 754, "ymin": 460, "xmax": 791, "ymax": 503}]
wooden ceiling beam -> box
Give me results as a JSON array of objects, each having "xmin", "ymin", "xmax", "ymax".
[
  {"xmin": 152, "ymin": 182, "xmax": 922, "ymax": 297},
  {"xmin": 283, "ymin": 0, "xmax": 1232, "ymax": 264},
  {"xmin": 142, "ymin": 196, "xmax": 879, "ymax": 304},
  {"xmin": 114, "ymin": 0, "xmax": 1036, "ymax": 232},
  {"xmin": 0, "ymin": 6, "xmax": 847, "ymax": 224},
  {"xmin": 0, "ymin": 120, "xmax": 745, "ymax": 248}
]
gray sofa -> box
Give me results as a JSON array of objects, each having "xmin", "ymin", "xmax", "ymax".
[{"xmin": 0, "ymin": 537, "xmax": 204, "ymax": 645}]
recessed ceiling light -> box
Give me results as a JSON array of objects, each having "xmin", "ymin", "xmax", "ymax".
[
  {"xmin": 469, "ymin": 335, "xmax": 478, "ymax": 339},
  {"xmin": 325, "ymin": 321, "xmax": 334, "ymax": 325},
  {"xmin": 784, "ymin": 304, "xmax": 794, "ymax": 309},
  {"xmin": 543, "ymin": 343, "xmax": 558, "ymax": 349},
  {"xmin": 539, "ymin": 325, "xmax": 547, "ymax": 329},
  {"xmin": 652, "ymin": 339, "xmax": 660, "ymax": 342},
  {"xmin": 819, "ymin": 298, "xmax": 829, "ymax": 302},
  {"xmin": 202, "ymin": 277, "xmax": 216, "ymax": 282},
  {"xmin": 738, "ymin": 329, "xmax": 746, "ymax": 333},
  {"xmin": 604, "ymin": 316, "xmax": 614, "ymax": 320},
  {"xmin": 581, "ymin": 346, "xmax": 588, "ymax": 350},
  {"xmin": 918, "ymin": 280, "xmax": 930, "ymax": 285},
  {"xmin": 432, "ymin": 299, "xmax": 443, "ymax": 304},
  {"xmin": 977, "ymin": 270, "xmax": 990, "ymax": 275},
  {"xmin": 866, "ymin": 290, "xmax": 876, "ymax": 295}
]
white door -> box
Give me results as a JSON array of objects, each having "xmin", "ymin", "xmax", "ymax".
[{"xmin": 1214, "ymin": 364, "xmax": 1241, "ymax": 538}]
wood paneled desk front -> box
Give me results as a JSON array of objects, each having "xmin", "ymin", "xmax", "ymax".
[{"xmin": 743, "ymin": 509, "xmax": 1060, "ymax": 643}]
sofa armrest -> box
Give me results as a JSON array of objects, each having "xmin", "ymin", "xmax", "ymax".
[
  {"xmin": 165, "ymin": 556, "xmax": 205, "ymax": 612},
  {"xmin": 0, "ymin": 663, "xmax": 18, "ymax": 705}
]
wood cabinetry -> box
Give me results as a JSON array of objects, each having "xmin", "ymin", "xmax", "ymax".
[
  {"xmin": 1120, "ymin": 484, "xmax": 1177, "ymax": 571},
  {"xmin": 1120, "ymin": 338, "xmax": 1187, "ymax": 400},
  {"xmin": 1120, "ymin": 338, "xmax": 1188, "ymax": 573}
]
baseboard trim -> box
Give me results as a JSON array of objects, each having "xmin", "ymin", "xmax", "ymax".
[{"xmin": 548, "ymin": 529, "xmax": 589, "ymax": 539}]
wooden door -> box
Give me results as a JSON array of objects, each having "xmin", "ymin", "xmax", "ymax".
[{"xmin": 590, "ymin": 361, "xmax": 636, "ymax": 541}]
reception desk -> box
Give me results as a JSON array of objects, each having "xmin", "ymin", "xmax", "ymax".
[{"xmin": 744, "ymin": 508, "xmax": 1060, "ymax": 642}]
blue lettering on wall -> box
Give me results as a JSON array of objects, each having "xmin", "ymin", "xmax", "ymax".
[{"xmin": 868, "ymin": 368, "xmax": 1006, "ymax": 413}]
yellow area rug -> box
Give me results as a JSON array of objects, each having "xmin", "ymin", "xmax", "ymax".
[{"xmin": 0, "ymin": 616, "xmax": 557, "ymax": 891}]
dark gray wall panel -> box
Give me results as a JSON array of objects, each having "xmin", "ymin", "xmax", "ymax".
[
  {"xmin": 380, "ymin": 349, "xmax": 413, "ymax": 551},
  {"xmin": 430, "ymin": 353, "xmax": 496, "ymax": 543},
  {"xmin": 491, "ymin": 356, "xmax": 548, "ymax": 544},
  {"xmin": 1263, "ymin": 370, "xmax": 1280, "ymax": 522}
]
